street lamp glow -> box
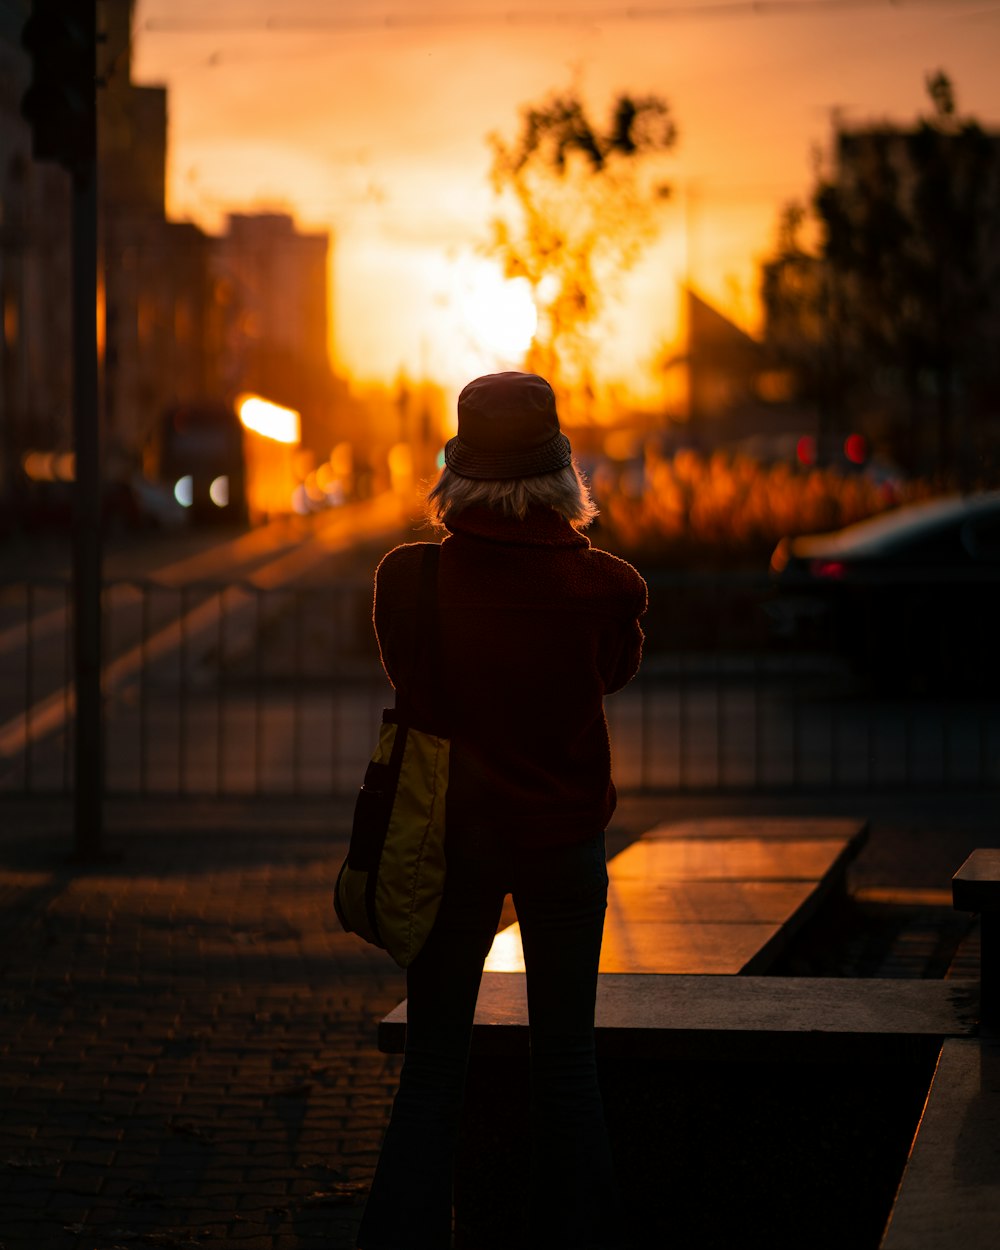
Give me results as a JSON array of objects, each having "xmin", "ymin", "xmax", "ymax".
[
  {"xmin": 237, "ymin": 394, "xmax": 301, "ymax": 445},
  {"xmin": 174, "ymin": 475, "xmax": 193, "ymax": 508},
  {"xmin": 209, "ymin": 475, "xmax": 230, "ymax": 507}
]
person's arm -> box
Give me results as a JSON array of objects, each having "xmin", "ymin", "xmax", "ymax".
[
  {"xmin": 600, "ymin": 567, "xmax": 648, "ymax": 694},
  {"xmin": 372, "ymin": 544, "xmax": 422, "ymax": 690},
  {"xmin": 602, "ymin": 617, "xmax": 644, "ymax": 693}
]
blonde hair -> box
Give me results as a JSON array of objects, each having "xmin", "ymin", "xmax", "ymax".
[{"xmin": 427, "ymin": 461, "xmax": 598, "ymax": 530}]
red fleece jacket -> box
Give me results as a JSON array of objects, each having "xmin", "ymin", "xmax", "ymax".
[{"xmin": 372, "ymin": 505, "xmax": 647, "ymax": 847}]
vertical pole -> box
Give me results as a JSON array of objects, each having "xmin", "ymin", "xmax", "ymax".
[{"xmin": 71, "ymin": 20, "xmax": 102, "ymax": 860}]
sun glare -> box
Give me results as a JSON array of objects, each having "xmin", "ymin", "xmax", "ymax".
[{"xmin": 457, "ymin": 262, "xmax": 537, "ymax": 361}]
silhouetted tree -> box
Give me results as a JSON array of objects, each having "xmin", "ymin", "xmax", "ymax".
[
  {"xmin": 760, "ymin": 202, "xmax": 859, "ymax": 440},
  {"xmin": 488, "ymin": 90, "xmax": 677, "ymax": 404},
  {"xmin": 762, "ymin": 73, "xmax": 1000, "ymax": 480}
]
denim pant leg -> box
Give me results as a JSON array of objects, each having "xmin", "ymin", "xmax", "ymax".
[
  {"xmin": 514, "ymin": 834, "xmax": 622, "ymax": 1250},
  {"xmin": 357, "ymin": 831, "xmax": 506, "ymax": 1250}
]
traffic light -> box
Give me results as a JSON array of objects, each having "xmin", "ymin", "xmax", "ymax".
[{"xmin": 20, "ymin": 0, "xmax": 96, "ymax": 178}]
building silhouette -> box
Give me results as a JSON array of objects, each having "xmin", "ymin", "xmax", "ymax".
[
  {"xmin": 0, "ymin": 0, "xmax": 73, "ymax": 511},
  {"xmin": 0, "ymin": 0, "xmax": 337, "ymax": 523}
]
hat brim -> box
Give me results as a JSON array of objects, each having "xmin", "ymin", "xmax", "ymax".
[{"xmin": 443, "ymin": 431, "xmax": 572, "ymax": 481}]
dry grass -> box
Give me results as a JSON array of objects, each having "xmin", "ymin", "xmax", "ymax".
[{"xmin": 591, "ymin": 449, "xmax": 935, "ymax": 566}]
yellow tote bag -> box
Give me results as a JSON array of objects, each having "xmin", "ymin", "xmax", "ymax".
[
  {"xmin": 334, "ymin": 545, "xmax": 448, "ymax": 967},
  {"xmin": 334, "ymin": 713, "xmax": 448, "ymax": 966}
]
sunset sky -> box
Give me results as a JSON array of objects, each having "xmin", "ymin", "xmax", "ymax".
[{"xmin": 132, "ymin": 0, "xmax": 1000, "ymax": 403}]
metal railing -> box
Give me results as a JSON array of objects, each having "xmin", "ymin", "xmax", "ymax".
[{"xmin": 1, "ymin": 572, "xmax": 997, "ymax": 797}]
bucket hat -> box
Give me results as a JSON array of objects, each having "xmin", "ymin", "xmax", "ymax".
[{"xmin": 444, "ymin": 372, "xmax": 572, "ymax": 480}]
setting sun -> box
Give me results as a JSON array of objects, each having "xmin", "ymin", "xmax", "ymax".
[{"xmin": 457, "ymin": 262, "xmax": 537, "ymax": 361}]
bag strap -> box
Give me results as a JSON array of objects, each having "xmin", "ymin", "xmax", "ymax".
[{"xmin": 395, "ymin": 543, "xmax": 446, "ymax": 734}]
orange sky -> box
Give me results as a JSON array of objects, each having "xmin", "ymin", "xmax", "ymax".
[{"xmin": 132, "ymin": 0, "xmax": 1000, "ymax": 403}]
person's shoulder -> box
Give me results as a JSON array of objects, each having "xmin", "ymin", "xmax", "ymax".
[
  {"xmin": 585, "ymin": 546, "xmax": 648, "ymax": 605},
  {"xmin": 375, "ymin": 541, "xmax": 437, "ymax": 594},
  {"xmin": 376, "ymin": 541, "xmax": 428, "ymax": 573}
]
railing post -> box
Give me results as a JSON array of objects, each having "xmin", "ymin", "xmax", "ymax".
[
  {"xmin": 952, "ymin": 849, "xmax": 1000, "ymax": 1033},
  {"xmin": 71, "ymin": 102, "xmax": 103, "ymax": 860}
]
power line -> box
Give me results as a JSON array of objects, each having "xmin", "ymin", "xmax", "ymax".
[{"xmin": 140, "ymin": 0, "xmax": 990, "ymax": 34}]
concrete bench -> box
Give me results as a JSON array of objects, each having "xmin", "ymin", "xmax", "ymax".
[
  {"xmin": 879, "ymin": 849, "xmax": 1000, "ymax": 1250},
  {"xmin": 381, "ymin": 817, "xmax": 971, "ymax": 1248},
  {"xmin": 376, "ymin": 835, "xmax": 996, "ymax": 1247},
  {"xmin": 380, "ymin": 816, "xmax": 871, "ymax": 1061}
]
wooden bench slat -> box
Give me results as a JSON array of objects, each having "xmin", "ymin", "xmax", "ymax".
[
  {"xmin": 600, "ymin": 920, "xmax": 784, "ymax": 973},
  {"xmin": 880, "ymin": 1037, "xmax": 1000, "ymax": 1250},
  {"xmin": 605, "ymin": 879, "xmax": 819, "ymax": 923},
  {"xmin": 608, "ymin": 835, "xmax": 857, "ymax": 882}
]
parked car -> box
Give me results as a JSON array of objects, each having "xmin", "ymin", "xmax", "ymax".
[
  {"xmin": 767, "ymin": 492, "xmax": 1000, "ymax": 690},
  {"xmin": 13, "ymin": 472, "xmax": 188, "ymax": 535}
]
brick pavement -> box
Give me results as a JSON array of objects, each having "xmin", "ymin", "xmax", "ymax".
[
  {"xmin": 0, "ymin": 799, "xmax": 406, "ymax": 1250},
  {"xmin": 1, "ymin": 792, "xmax": 995, "ymax": 1250}
]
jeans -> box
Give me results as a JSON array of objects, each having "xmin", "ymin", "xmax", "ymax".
[{"xmin": 356, "ymin": 826, "xmax": 621, "ymax": 1250}]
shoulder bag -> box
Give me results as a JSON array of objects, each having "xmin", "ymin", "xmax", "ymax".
[{"xmin": 333, "ymin": 544, "xmax": 449, "ymax": 967}]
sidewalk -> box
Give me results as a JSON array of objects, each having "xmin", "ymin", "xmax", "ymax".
[
  {"xmin": 1, "ymin": 792, "xmax": 995, "ymax": 1250},
  {"xmin": 0, "ymin": 798, "xmax": 406, "ymax": 1250}
]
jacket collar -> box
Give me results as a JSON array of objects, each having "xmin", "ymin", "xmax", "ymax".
[{"xmin": 445, "ymin": 505, "xmax": 590, "ymax": 549}]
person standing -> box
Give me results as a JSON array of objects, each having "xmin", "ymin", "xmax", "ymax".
[{"xmin": 357, "ymin": 371, "xmax": 647, "ymax": 1250}]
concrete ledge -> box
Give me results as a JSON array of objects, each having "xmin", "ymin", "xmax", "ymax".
[
  {"xmin": 881, "ymin": 1038, "xmax": 1000, "ymax": 1250},
  {"xmin": 380, "ymin": 972, "xmax": 980, "ymax": 1060}
]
